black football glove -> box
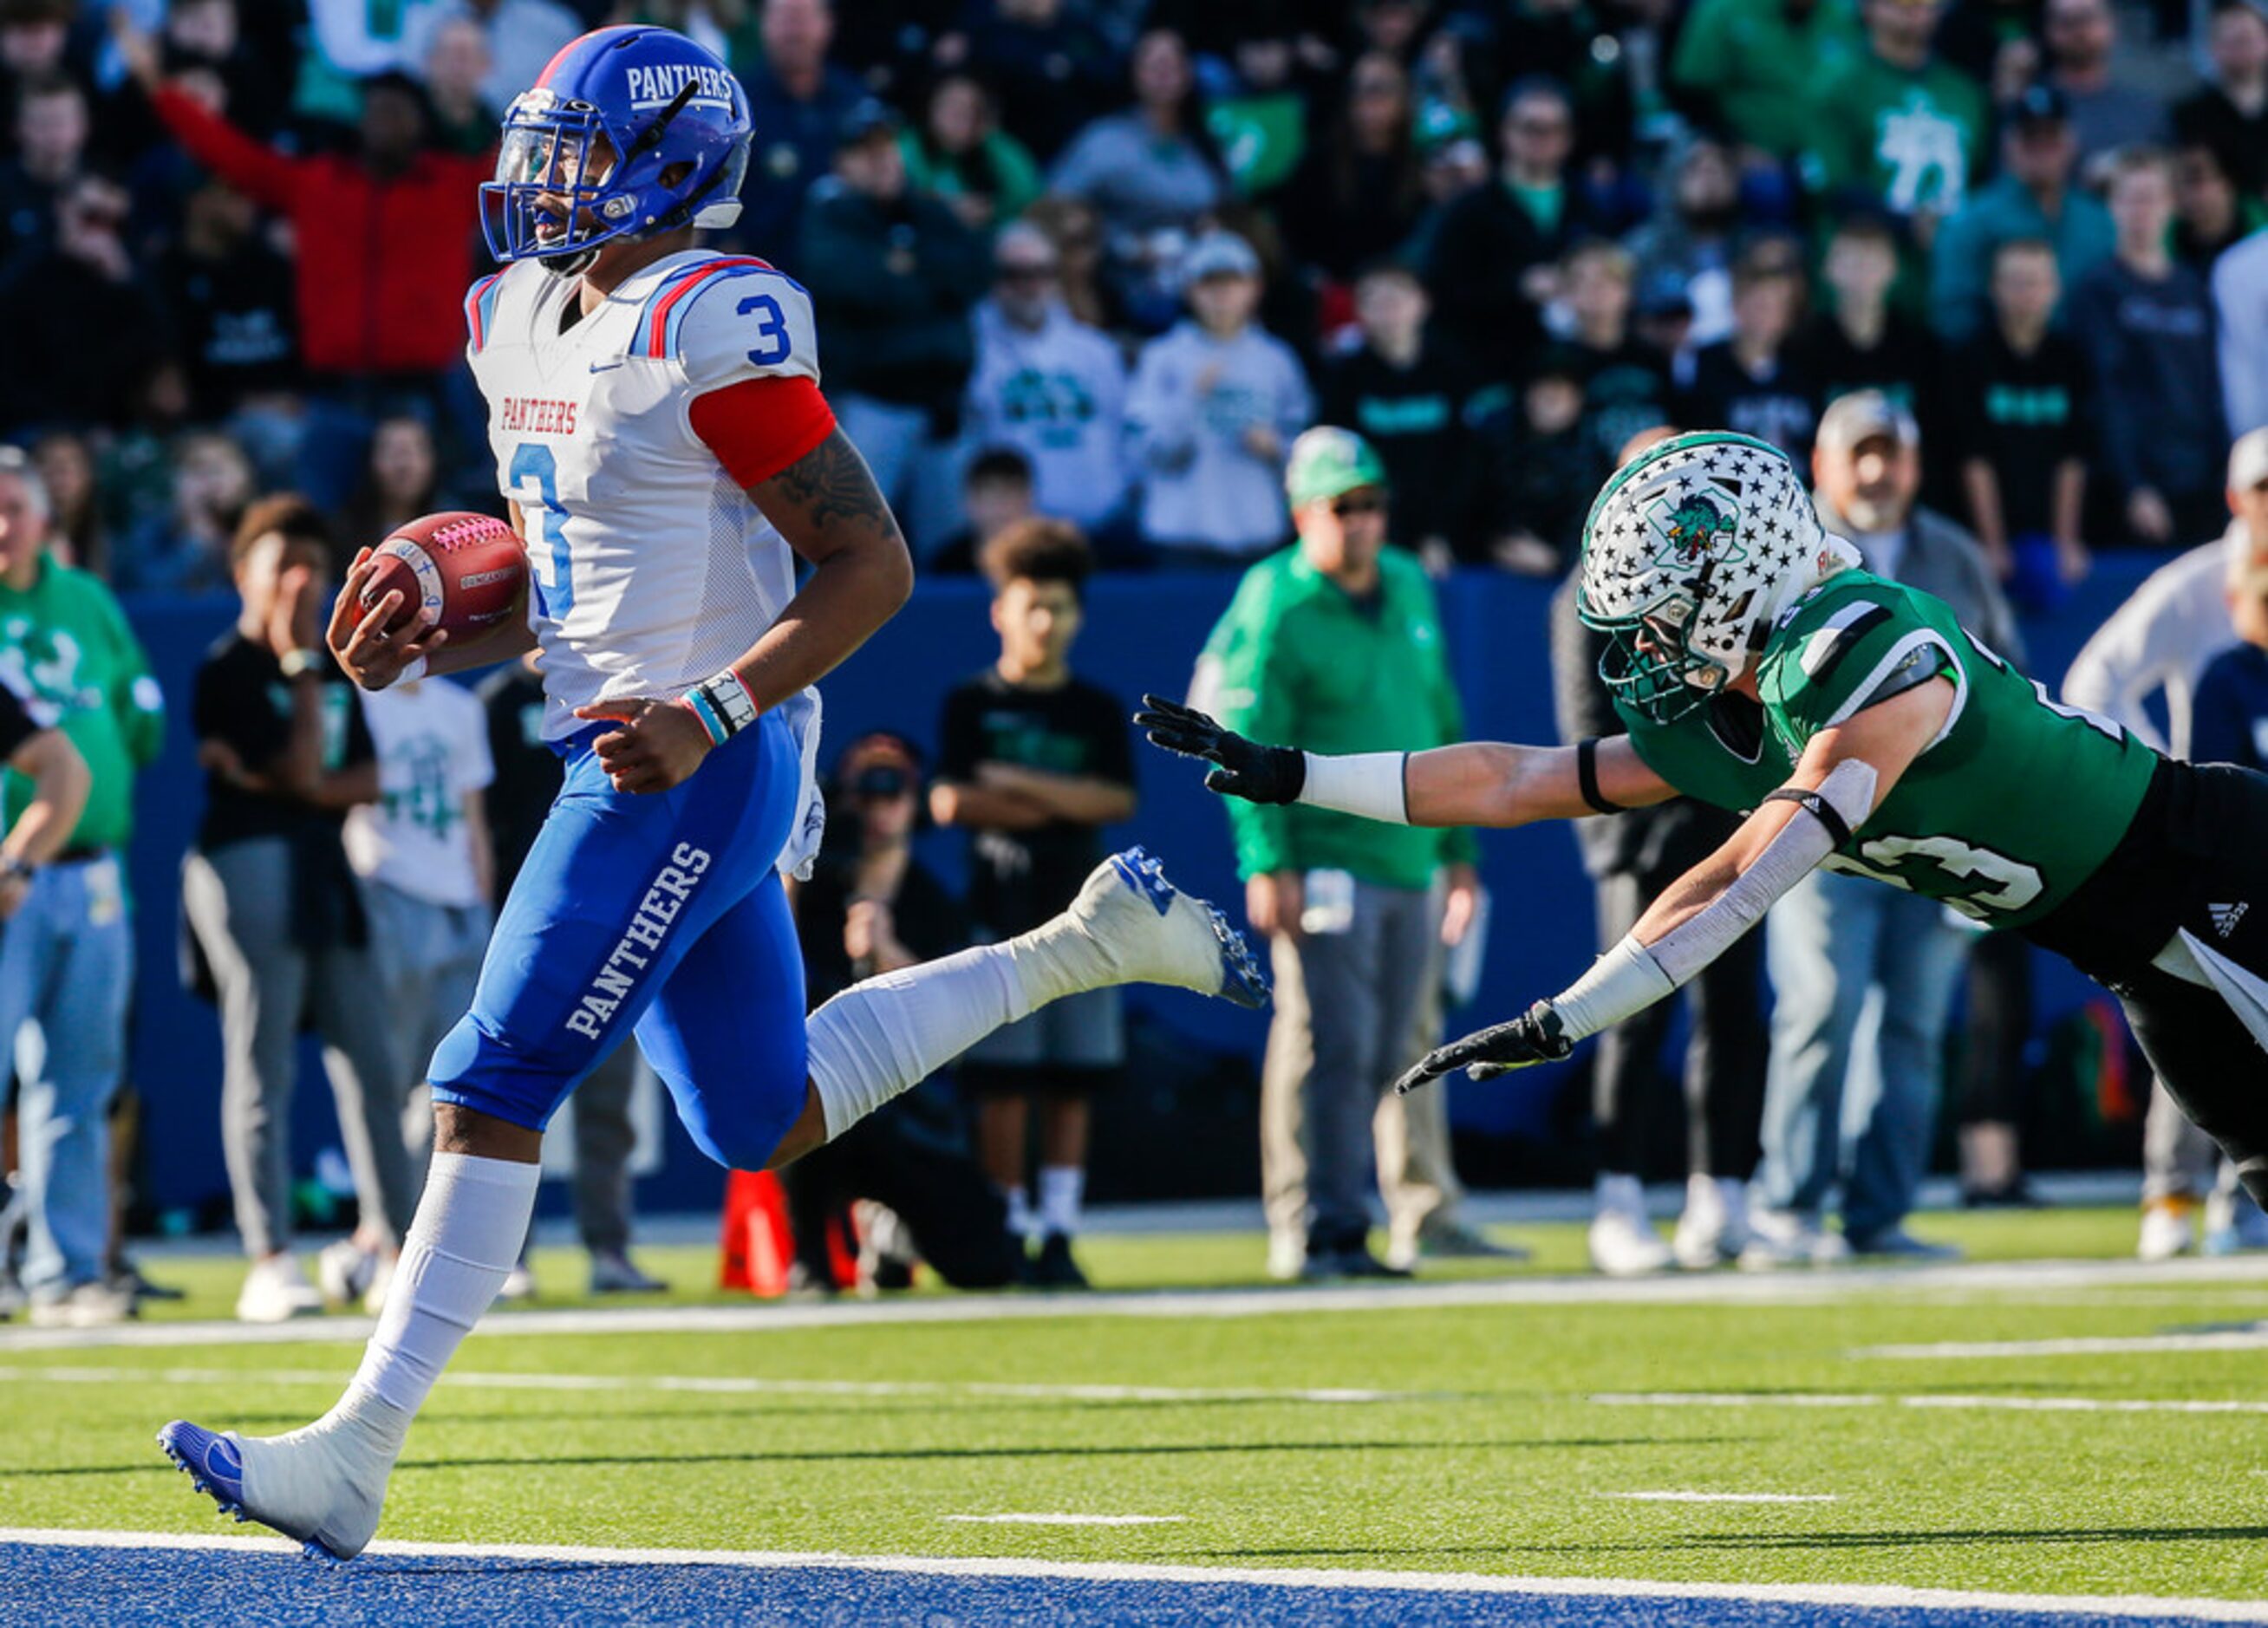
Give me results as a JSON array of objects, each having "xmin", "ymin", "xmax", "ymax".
[
  {"xmin": 1134, "ymin": 694, "xmax": 1307, "ymax": 805},
  {"xmin": 1392, "ymin": 1000, "xmax": 1573, "ymax": 1096}
]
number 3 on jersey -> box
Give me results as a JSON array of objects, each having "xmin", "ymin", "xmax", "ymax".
[
  {"xmin": 740, "ymin": 293, "xmax": 791, "ymax": 367},
  {"xmin": 509, "ymin": 443, "xmax": 575, "ymax": 621}
]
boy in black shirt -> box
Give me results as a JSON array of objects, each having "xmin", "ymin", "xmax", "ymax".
[
  {"xmin": 1952, "ymin": 237, "xmax": 2093, "ymax": 592},
  {"xmin": 1677, "ymin": 238, "xmax": 1818, "ymax": 466},
  {"xmin": 931, "ymin": 520, "xmax": 1136, "ymax": 1287},
  {"xmin": 1317, "ymin": 262, "xmax": 1488, "ymax": 574}
]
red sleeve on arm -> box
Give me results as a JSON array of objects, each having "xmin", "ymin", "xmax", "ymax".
[
  {"xmin": 149, "ymin": 86, "xmax": 302, "ymax": 213},
  {"xmin": 688, "ymin": 376, "xmax": 837, "ymax": 489}
]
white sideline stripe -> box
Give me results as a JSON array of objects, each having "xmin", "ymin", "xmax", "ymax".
[
  {"xmin": 11, "ymin": 1254, "xmax": 2268, "ymax": 1353},
  {"xmin": 1, "ymin": 1527, "xmax": 2263, "ymax": 1622},
  {"xmin": 0, "ymin": 1364, "xmax": 1411, "ymax": 1406},
  {"xmin": 1858, "ymin": 1332, "xmax": 2268, "ymax": 1359},
  {"xmin": 942, "ymin": 1514, "xmax": 1188, "ymax": 1527},
  {"xmin": 1595, "ymin": 1391, "xmax": 2268, "ymax": 1416},
  {"xmin": 1600, "ymin": 1492, "xmax": 1838, "ymax": 1505}
]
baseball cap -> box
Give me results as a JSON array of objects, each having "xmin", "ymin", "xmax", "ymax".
[
  {"xmin": 1181, "ymin": 230, "xmax": 1261, "ymax": 283},
  {"xmin": 1817, "ymin": 389, "xmax": 1920, "ymax": 454},
  {"xmin": 837, "ymin": 98, "xmax": 902, "ymax": 146},
  {"xmin": 2231, "ymin": 426, "xmax": 2268, "ymax": 492},
  {"xmin": 2010, "ymin": 83, "xmax": 2069, "ymax": 127},
  {"xmin": 1285, "ymin": 427, "xmax": 1388, "ymax": 509}
]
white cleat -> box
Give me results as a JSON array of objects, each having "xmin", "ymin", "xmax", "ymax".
[
  {"xmin": 2137, "ymin": 1198, "xmax": 2198, "ymax": 1261},
  {"xmin": 1056, "ymin": 847, "xmax": 1269, "ymax": 1008},
  {"xmin": 1672, "ymin": 1175, "xmax": 1751, "ymax": 1270},
  {"xmin": 1589, "ymin": 1177, "xmax": 1674, "ymax": 1276},
  {"xmin": 1739, "ymin": 1207, "xmax": 1851, "ymax": 1270},
  {"xmin": 316, "ymin": 1241, "xmax": 376, "ymax": 1311},
  {"xmin": 237, "ymin": 1254, "xmax": 324, "ymax": 1324},
  {"xmin": 157, "ymin": 1400, "xmax": 404, "ymax": 1561}
]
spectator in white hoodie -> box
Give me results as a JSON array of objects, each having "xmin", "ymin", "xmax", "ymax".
[
  {"xmin": 2218, "ymin": 227, "xmax": 2268, "ymax": 438},
  {"xmin": 2063, "ymin": 427, "xmax": 2268, "ymax": 1260},
  {"xmin": 963, "ymin": 222, "xmax": 1131, "ymax": 535},
  {"xmin": 1125, "ymin": 230, "xmax": 1313, "ymax": 566}
]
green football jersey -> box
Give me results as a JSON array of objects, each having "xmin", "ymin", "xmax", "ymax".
[{"xmin": 1617, "ymin": 571, "xmax": 2156, "ymax": 928}]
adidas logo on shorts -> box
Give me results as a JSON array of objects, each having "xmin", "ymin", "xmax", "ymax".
[{"xmin": 2210, "ymin": 902, "xmax": 2249, "ymax": 939}]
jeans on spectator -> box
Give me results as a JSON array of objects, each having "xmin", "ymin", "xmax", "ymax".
[
  {"xmin": 1758, "ymin": 869, "xmax": 1973, "ymax": 1238},
  {"xmin": 832, "ymin": 394, "xmax": 965, "ymax": 558},
  {"xmin": 0, "ymin": 856, "xmax": 131, "ymax": 1297},
  {"xmin": 183, "ymin": 839, "xmax": 415, "ymax": 1258}
]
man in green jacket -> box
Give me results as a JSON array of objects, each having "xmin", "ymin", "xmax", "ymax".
[
  {"xmin": 1190, "ymin": 428, "xmax": 1493, "ymax": 1279},
  {"xmin": 0, "ymin": 447, "xmax": 164, "ymax": 1326}
]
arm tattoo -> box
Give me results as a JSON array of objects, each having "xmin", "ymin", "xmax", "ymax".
[{"xmin": 760, "ymin": 429, "xmax": 903, "ymax": 542}]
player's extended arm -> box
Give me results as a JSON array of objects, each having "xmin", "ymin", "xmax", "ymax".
[
  {"xmin": 1134, "ymin": 694, "xmax": 1674, "ymax": 827},
  {"xmin": 1391, "ymin": 677, "xmax": 1954, "ymax": 1094}
]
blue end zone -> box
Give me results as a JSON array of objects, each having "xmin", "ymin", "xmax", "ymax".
[{"xmin": 0, "ymin": 1542, "xmax": 2238, "ymax": 1628}]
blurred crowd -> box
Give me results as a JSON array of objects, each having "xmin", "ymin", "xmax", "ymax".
[
  {"xmin": 4, "ymin": 0, "xmax": 2268, "ymax": 1319},
  {"xmin": 0, "ymin": 0, "xmax": 2259, "ymax": 587}
]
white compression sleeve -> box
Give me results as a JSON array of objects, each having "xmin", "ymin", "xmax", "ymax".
[
  {"xmin": 1298, "ymin": 752, "xmax": 1410, "ymax": 824},
  {"xmin": 349, "ymin": 1151, "xmax": 540, "ymax": 1418},
  {"xmin": 1553, "ymin": 759, "xmax": 1879, "ymax": 1039}
]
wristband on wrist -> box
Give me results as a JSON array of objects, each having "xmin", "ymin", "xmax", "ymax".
[
  {"xmin": 1297, "ymin": 751, "xmax": 1411, "ymax": 824},
  {"xmin": 0, "ymin": 855, "xmax": 33, "ymax": 883},
  {"xmin": 279, "ymin": 647, "xmax": 323, "ymax": 680},
  {"xmin": 677, "ymin": 668, "xmax": 759, "ymax": 748}
]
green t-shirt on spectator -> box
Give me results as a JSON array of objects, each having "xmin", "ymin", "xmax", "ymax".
[
  {"xmin": 1802, "ymin": 50, "xmax": 1989, "ymax": 219},
  {"xmin": 0, "ymin": 553, "xmax": 164, "ymax": 855},
  {"xmin": 1672, "ymin": 0, "xmax": 1863, "ymax": 159}
]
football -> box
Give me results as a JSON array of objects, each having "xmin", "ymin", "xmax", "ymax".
[{"xmin": 357, "ymin": 511, "xmax": 528, "ymax": 640}]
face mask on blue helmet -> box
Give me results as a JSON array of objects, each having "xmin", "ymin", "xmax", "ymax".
[{"xmin": 480, "ymin": 25, "xmax": 753, "ymax": 271}]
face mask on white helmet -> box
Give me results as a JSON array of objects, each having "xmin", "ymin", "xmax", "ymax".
[{"xmin": 1575, "ymin": 432, "xmax": 1861, "ymax": 723}]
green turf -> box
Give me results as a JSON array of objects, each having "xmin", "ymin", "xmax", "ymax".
[{"xmin": 10, "ymin": 1207, "xmax": 2268, "ymax": 1603}]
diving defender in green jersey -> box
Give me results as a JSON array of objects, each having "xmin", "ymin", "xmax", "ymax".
[{"xmin": 1141, "ymin": 431, "xmax": 2268, "ymax": 1209}]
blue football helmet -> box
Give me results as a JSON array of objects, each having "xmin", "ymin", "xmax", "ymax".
[{"xmin": 481, "ymin": 25, "xmax": 753, "ymax": 270}]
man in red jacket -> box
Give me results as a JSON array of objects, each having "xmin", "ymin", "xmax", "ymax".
[{"xmin": 125, "ymin": 39, "xmax": 489, "ymax": 382}]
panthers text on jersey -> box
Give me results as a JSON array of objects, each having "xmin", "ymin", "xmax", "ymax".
[{"xmin": 464, "ymin": 247, "xmax": 834, "ymax": 871}]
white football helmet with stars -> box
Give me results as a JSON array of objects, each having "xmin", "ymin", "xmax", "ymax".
[{"xmin": 1575, "ymin": 431, "xmax": 1860, "ymax": 721}]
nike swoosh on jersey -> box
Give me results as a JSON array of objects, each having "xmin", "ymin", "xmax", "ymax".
[{"xmin": 590, "ymin": 360, "xmax": 625, "ymax": 374}]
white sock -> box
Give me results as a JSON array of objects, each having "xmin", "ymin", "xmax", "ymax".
[
  {"xmin": 1039, "ymin": 1165, "xmax": 1085, "ymax": 1238},
  {"xmin": 807, "ymin": 927, "xmax": 1106, "ymax": 1139},
  {"xmin": 1000, "ymin": 1184, "xmax": 1036, "ymax": 1241},
  {"xmin": 345, "ymin": 1152, "xmax": 540, "ymax": 1420}
]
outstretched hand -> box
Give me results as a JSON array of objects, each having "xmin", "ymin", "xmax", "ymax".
[
  {"xmin": 1134, "ymin": 694, "xmax": 1307, "ymax": 805},
  {"xmin": 1391, "ymin": 1001, "xmax": 1572, "ymax": 1096}
]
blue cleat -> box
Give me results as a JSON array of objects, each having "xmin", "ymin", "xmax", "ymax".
[
  {"xmin": 1072, "ymin": 845, "xmax": 1270, "ymax": 1011},
  {"xmin": 156, "ymin": 1421, "xmax": 248, "ymax": 1522},
  {"xmin": 155, "ymin": 1413, "xmax": 391, "ymax": 1561}
]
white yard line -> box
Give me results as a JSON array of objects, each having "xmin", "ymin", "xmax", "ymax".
[
  {"xmin": 1856, "ymin": 1332, "xmax": 2268, "ymax": 1359},
  {"xmin": 10, "ymin": 1255, "xmax": 2268, "ymax": 1354},
  {"xmin": 0, "ymin": 1363, "xmax": 1412, "ymax": 1406},
  {"xmin": 1595, "ymin": 1391, "xmax": 2268, "ymax": 1416},
  {"xmin": 1598, "ymin": 1491, "xmax": 1838, "ymax": 1504},
  {"xmin": 0, "ymin": 1526, "xmax": 2261, "ymax": 1621},
  {"xmin": 941, "ymin": 1514, "xmax": 1188, "ymax": 1526}
]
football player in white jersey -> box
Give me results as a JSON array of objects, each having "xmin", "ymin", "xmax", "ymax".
[{"xmin": 158, "ymin": 25, "xmax": 1267, "ymax": 1561}]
